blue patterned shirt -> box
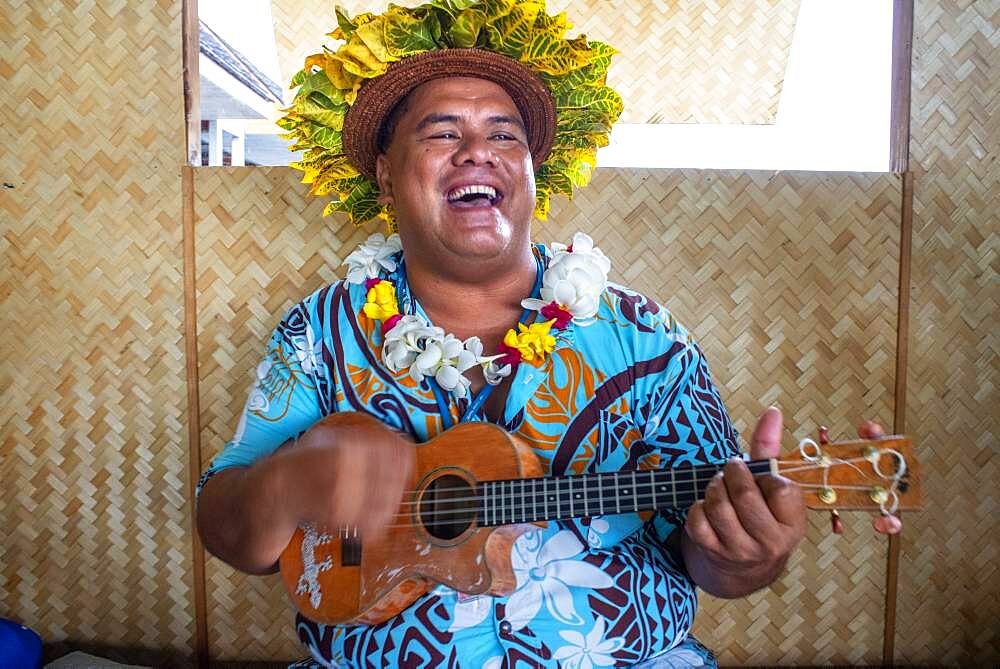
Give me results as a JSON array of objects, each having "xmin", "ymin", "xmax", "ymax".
[{"xmin": 200, "ymin": 245, "xmax": 740, "ymax": 668}]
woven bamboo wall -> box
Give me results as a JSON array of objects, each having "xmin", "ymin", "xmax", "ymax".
[
  {"xmin": 4, "ymin": 0, "xmax": 998, "ymax": 666},
  {"xmin": 0, "ymin": 0, "xmax": 195, "ymax": 667},
  {"xmin": 194, "ymin": 167, "xmax": 900, "ymax": 664},
  {"xmin": 270, "ymin": 0, "xmax": 800, "ymax": 124},
  {"xmin": 894, "ymin": 1, "xmax": 1000, "ymax": 664}
]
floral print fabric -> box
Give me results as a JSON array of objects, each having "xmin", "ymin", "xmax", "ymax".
[{"xmin": 200, "ymin": 246, "xmax": 740, "ymax": 668}]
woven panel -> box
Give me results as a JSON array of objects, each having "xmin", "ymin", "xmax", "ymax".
[
  {"xmin": 194, "ymin": 167, "xmax": 898, "ymax": 663},
  {"xmin": 548, "ymin": 169, "xmax": 901, "ymax": 666},
  {"xmin": 0, "ymin": 0, "xmax": 194, "ymax": 666},
  {"xmin": 194, "ymin": 168, "xmax": 373, "ymax": 660},
  {"xmin": 895, "ymin": 1, "xmax": 1000, "ymax": 665},
  {"xmin": 269, "ymin": 0, "xmax": 799, "ymax": 124}
]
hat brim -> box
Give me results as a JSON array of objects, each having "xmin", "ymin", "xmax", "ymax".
[{"xmin": 343, "ymin": 49, "xmax": 557, "ymax": 181}]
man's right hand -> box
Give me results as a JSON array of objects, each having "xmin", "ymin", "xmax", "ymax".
[
  {"xmin": 274, "ymin": 413, "xmax": 415, "ymax": 542},
  {"xmin": 196, "ymin": 412, "xmax": 414, "ymax": 575}
]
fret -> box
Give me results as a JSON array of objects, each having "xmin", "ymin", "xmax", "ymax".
[
  {"xmin": 512, "ymin": 480, "xmax": 519, "ymax": 524},
  {"xmin": 543, "ymin": 478, "xmax": 549, "ymax": 520},
  {"xmin": 531, "ymin": 479, "xmax": 538, "ymax": 523},
  {"xmin": 500, "ymin": 481, "xmax": 514, "ymax": 525},
  {"xmin": 568, "ymin": 477, "xmax": 575, "ymax": 517},
  {"xmin": 583, "ymin": 476, "xmax": 590, "ymax": 516},
  {"xmin": 631, "ymin": 470, "xmax": 638, "ymax": 512},
  {"xmin": 651, "ymin": 471, "xmax": 658, "ymax": 509},
  {"xmin": 598, "ymin": 474, "xmax": 604, "ymax": 516},
  {"xmin": 614, "ymin": 472, "xmax": 621, "ymax": 513},
  {"xmin": 671, "ymin": 468, "xmax": 677, "ymax": 508},
  {"xmin": 483, "ymin": 482, "xmax": 490, "ymax": 526},
  {"xmin": 555, "ymin": 478, "xmax": 561, "ymax": 518}
]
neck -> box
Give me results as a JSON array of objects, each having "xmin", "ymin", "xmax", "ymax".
[{"xmin": 403, "ymin": 244, "xmax": 537, "ymax": 332}]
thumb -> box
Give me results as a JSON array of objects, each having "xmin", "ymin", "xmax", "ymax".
[{"xmin": 750, "ymin": 406, "xmax": 783, "ymax": 460}]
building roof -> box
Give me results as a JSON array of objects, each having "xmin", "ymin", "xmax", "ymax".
[{"xmin": 199, "ymin": 20, "xmax": 284, "ymax": 104}]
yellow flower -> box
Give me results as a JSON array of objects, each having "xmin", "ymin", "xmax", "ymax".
[
  {"xmin": 503, "ymin": 319, "xmax": 557, "ymax": 364},
  {"xmin": 363, "ymin": 280, "xmax": 400, "ymax": 321}
]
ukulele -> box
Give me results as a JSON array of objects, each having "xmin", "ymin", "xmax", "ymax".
[{"xmin": 279, "ymin": 412, "xmax": 921, "ymax": 625}]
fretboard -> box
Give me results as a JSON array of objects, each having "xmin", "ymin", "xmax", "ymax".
[{"xmin": 478, "ymin": 459, "xmax": 774, "ymax": 527}]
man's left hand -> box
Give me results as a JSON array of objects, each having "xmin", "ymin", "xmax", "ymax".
[{"xmin": 681, "ymin": 408, "xmax": 886, "ymax": 598}]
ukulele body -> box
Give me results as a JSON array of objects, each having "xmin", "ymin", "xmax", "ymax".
[{"xmin": 279, "ymin": 413, "xmax": 545, "ymax": 626}]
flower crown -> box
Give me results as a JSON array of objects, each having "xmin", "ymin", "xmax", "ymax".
[{"xmin": 276, "ymin": 0, "xmax": 623, "ymax": 230}]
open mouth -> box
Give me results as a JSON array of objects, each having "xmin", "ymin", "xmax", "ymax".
[{"xmin": 446, "ymin": 184, "xmax": 503, "ymax": 209}]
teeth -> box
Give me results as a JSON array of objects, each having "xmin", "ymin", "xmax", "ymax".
[{"xmin": 447, "ymin": 184, "xmax": 497, "ymax": 202}]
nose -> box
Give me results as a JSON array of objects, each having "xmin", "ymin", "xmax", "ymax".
[{"xmin": 452, "ymin": 134, "xmax": 497, "ymax": 168}]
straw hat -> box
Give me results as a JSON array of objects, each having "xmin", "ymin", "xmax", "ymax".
[
  {"xmin": 343, "ymin": 48, "xmax": 556, "ymax": 182},
  {"xmin": 277, "ymin": 0, "xmax": 623, "ymax": 229}
]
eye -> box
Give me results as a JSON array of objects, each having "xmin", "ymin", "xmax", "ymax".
[
  {"xmin": 429, "ymin": 131, "xmax": 459, "ymax": 140},
  {"xmin": 491, "ymin": 133, "xmax": 517, "ymax": 141}
]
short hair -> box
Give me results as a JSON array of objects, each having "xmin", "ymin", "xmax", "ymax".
[{"xmin": 376, "ymin": 91, "xmax": 413, "ymax": 154}]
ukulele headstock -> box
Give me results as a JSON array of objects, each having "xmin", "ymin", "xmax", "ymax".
[{"xmin": 775, "ymin": 435, "xmax": 921, "ymax": 513}]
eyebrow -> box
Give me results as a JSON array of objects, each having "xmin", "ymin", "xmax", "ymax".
[{"xmin": 414, "ymin": 113, "xmax": 526, "ymax": 133}]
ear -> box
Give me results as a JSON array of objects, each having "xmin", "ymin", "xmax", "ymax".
[{"xmin": 375, "ymin": 154, "xmax": 394, "ymax": 207}]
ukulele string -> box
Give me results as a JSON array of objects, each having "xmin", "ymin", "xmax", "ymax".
[
  {"xmin": 365, "ymin": 446, "xmax": 906, "ymax": 529},
  {"xmin": 388, "ymin": 467, "xmax": 747, "ymax": 511}
]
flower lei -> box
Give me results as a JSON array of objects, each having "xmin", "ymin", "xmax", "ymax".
[{"xmin": 343, "ymin": 232, "xmax": 610, "ymax": 399}]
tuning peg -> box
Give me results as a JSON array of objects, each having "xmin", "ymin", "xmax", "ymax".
[
  {"xmin": 872, "ymin": 514, "xmax": 902, "ymax": 535},
  {"xmin": 818, "ymin": 425, "xmax": 830, "ymax": 445},
  {"xmin": 830, "ymin": 509, "xmax": 844, "ymax": 535}
]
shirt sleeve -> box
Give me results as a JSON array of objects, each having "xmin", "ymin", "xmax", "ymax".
[{"xmin": 195, "ymin": 299, "xmax": 326, "ymax": 497}]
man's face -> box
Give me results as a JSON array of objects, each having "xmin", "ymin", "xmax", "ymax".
[{"xmin": 375, "ymin": 77, "xmax": 536, "ymax": 263}]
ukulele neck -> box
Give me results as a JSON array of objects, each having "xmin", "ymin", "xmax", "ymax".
[{"xmin": 477, "ymin": 459, "xmax": 775, "ymax": 527}]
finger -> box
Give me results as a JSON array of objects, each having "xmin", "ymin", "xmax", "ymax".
[
  {"xmin": 723, "ymin": 457, "xmax": 782, "ymax": 541},
  {"xmin": 685, "ymin": 500, "xmax": 723, "ymax": 555},
  {"xmin": 749, "ymin": 406, "xmax": 783, "ymax": 460},
  {"xmin": 366, "ymin": 455, "xmax": 400, "ymax": 538},
  {"xmin": 756, "ymin": 475, "xmax": 806, "ymax": 530},
  {"xmin": 333, "ymin": 452, "xmax": 365, "ymax": 530},
  {"xmin": 702, "ymin": 471, "xmax": 754, "ymax": 553},
  {"xmin": 858, "ymin": 420, "xmax": 885, "ymax": 440}
]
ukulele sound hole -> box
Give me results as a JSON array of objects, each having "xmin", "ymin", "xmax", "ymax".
[{"xmin": 419, "ymin": 474, "xmax": 476, "ymax": 541}]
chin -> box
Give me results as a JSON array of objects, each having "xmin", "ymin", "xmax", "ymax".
[{"xmin": 441, "ymin": 213, "xmax": 517, "ymax": 258}]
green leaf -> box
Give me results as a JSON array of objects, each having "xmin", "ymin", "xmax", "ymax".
[
  {"xmin": 556, "ymin": 108, "xmax": 614, "ymax": 135},
  {"xmin": 559, "ymin": 87, "xmax": 623, "ymax": 117},
  {"xmin": 295, "ymin": 96, "xmax": 347, "ymax": 129},
  {"xmin": 384, "ymin": 9, "xmax": 441, "ymax": 57},
  {"xmin": 450, "ymin": 7, "xmax": 485, "ymax": 47},
  {"xmin": 483, "ymin": 2, "xmax": 541, "ymax": 58},
  {"xmin": 296, "ymin": 69, "xmax": 340, "ymax": 101},
  {"xmin": 307, "ymin": 125, "xmax": 343, "ymax": 150},
  {"xmin": 521, "ymin": 30, "xmax": 589, "ymax": 75}
]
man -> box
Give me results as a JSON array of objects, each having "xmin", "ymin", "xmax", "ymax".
[{"xmin": 196, "ymin": 3, "xmax": 882, "ymax": 666}]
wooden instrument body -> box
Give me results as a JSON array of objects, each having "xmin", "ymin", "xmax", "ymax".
[
  {"xmin": 279, "ymin": 416, "xmax": 544, "ymax": 626},
  {"xmin": 278, "ymin": 413, "xmax": 921, "ymax": 626}
]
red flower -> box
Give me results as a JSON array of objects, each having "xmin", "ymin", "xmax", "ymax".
[
  {"xmin": 496, "ymin": 342, "xmax": 523, "ymax": 367},
  {"xmin": 365, "ymin": 278, "xmax": 382, "ymax": 290},
  {"xmin": 382, "ymin": 313, "xmax": 402, "ymax": 333},
  {"xmin": 540, "ymin": 301, "xmax": 573, "ymax": 329}
]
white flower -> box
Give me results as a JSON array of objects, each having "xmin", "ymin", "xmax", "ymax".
[
  {"xmin": 484, "ymin": 360, "xmax": 513, "ymax": 385},
  {"xmin": 646, "ymin": 647, "xmax": 707, "ymax": 668},
  {"xmin": 382, "ymin": 320, "xmax": 498, "ymax": 399},
  {"xmin": 523, "ymin": 233, "xmax": 610, "ymax": 324},
  {"xmin": 445, "ymin": 590, "xmax": 494, "ymax": 633},
  {"xmin": 342, "ymin": 233, "xmax": 402, "ymax": 284},
  {"xmin": 552, "ymin": 618, "xmax": 625, "ymax": 669},
  {"xmin": 292, "ymin": 323, "xmax": 322, "ymax": 375},
  {"xmin": 412, "ymin": 334, "xmax": 479, "ymax": 399},
  {"xmin": 504, "ymin": 530, "xmax": 613, "ymax": 631},
  {"xmin": 382, "ymin": 315, "xmax": 441, "ymax": 372},
  {"xmin": 586, "ymin": 517, "xmax": 611, "ymax": 548}
]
